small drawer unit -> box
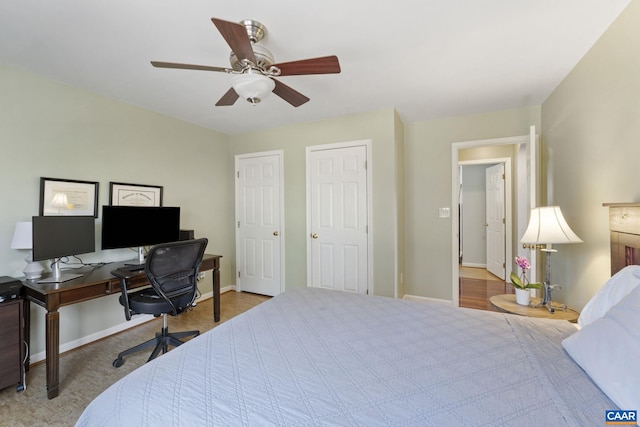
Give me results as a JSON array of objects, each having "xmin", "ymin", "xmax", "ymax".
[{"xmin": 0, "ymin": 298, "xmax": 25, "ymax": 392}]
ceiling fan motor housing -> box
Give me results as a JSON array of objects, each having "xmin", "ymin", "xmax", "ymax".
[
  {"xmin": 240, "ymin": 19, "xmax": 266, "ymax": 43},
  {"xmin": 229, "ymin": 20, "xmax": 274, "ymax": 71},
  {"xmin": 230, "ymin": 44, "xmax": 275, "ymax": 71}
]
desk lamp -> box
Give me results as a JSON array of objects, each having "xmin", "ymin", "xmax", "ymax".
[
  {"xmin": 11, "ymin": 221, "xmax": 44, "ymax": 280},
  {"xmin": 50, "ymin": 193, "xmax": 70, "ymax": 213},
  {"xmin": 520, "ymin": 206, "xmax": 582, "ymax": 313}
]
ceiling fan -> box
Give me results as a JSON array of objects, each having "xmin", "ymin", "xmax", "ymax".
[{"xmin": 151, "ymin": 18, "xmax": 341, "ymax": 107}]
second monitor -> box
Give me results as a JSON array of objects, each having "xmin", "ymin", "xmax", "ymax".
[{"xmin": 101, "ymin": 205, "xmax": 180, "ymax": 267}]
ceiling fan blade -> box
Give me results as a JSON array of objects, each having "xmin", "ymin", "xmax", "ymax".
[
  {"xmin": 273, "ymin": 55, "xmax": 341, "ymax": 76},
  {"xmin": 215, "ymin": 88, "xmax": 240, "ymax": 106},
  {"xmin": 272, "ymin": 79, "xmax": 310, "ymax": 107},
  {"xmin": 151, "ymin": 61, "xmax": 231, "ymax": 73},
  {"xmin": 211, "ymin": 18, "xmax": 257, "ymax": 64}
]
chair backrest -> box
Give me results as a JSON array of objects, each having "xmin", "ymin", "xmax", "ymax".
[{"xmin": 144, "ymin": 238, "xmax": 208, "ymax": 314}]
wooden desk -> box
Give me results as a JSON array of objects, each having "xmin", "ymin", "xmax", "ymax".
[
  {"xmin": 489, "ymin": 294, "xmax": 579, "ymax": 322},
  {"xmin": 22, "ymin": 254, "xmax": 221, "ymax": 399}
]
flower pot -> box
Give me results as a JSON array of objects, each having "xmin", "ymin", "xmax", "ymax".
[{"xmin": 515, "ymin": 289, "xmax": 530, "ymax": 306}]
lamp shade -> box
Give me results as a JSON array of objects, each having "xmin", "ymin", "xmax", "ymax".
[
  {"xmin": 11, "ymin": 221, "xmax": 33, "ymax": 249},
  {"xmin": 51, "ymin": 192, "xmax": 69, "ymax": 209},
  {"xmin": 232, "ymin": 71, "xmax": 275, "ymax": 105},
  {"xmin": 521, "ymin": 206, "xmax": 583, "ymax": 245}
]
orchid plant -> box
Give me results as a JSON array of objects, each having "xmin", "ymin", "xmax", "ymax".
[{"xmin": 510, "ymin": 256, "xmax": 542, "ymax": 290}]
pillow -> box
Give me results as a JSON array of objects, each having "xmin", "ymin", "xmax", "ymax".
[
  {"xmin": 578, "ymin": 265, "xmax": 640, "ymax": 327},
  {"xmin": 562, "ymin": 284, "xmax": 640, "ymax": 410}
]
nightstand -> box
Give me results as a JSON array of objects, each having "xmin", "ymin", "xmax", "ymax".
[{"xmin": 489, "ymin": 294, "xmax": 579, "ymax": 322}]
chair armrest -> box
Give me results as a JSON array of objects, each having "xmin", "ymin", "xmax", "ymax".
[
  {"xmin": 111, "ymin": 268, "xmax": 139, "ymax": 280},
  {"xmin": 111, "ymin": 269, "xmax": 136, "ymax": 321}
]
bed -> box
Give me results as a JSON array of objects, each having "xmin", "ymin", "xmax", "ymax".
[{"xmin": 76, "ymin": 204, "xmax": 640, "ymax": 426}]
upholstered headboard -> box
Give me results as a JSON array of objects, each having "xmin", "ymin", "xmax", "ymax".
[{"xmin": 604, "ymin": 203, "xmax": 640, "ymax": 275}]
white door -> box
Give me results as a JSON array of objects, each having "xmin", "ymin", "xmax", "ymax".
[
  {"xmin": 307, "ymin": 144, "xmax": 369, "ymax": 294},
  {"xmin": 236, "ymin": 152, "xmax": 283, "ymax": 296},
  {"xmin": 485, "ymin": 163, "xmax": 506, "ymax": 279}
]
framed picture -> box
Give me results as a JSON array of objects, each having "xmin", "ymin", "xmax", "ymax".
[
  {"xmin": 40, "ymin": 177, "xmax": 99, "ymax": 217},
  {"xmin": 109, "ymin": 182, "xmax": 163, "ymax": 207}
]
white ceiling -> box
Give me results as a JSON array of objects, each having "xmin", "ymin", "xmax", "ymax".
[{"xmin": 0, "ymin": 1, "xmax": 631, "ymax": 135}]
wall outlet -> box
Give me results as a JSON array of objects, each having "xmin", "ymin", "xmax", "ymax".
[
  {"xmin": 439, "ymin": 207, "xmax": 451, "ymax": 218},
  {"xmin": 198, "ymin": 272, "xmax": 206, "ymax": 281}
]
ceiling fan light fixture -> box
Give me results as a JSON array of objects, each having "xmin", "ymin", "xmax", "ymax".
[{"xmin": 232, "ymin": 71, "xmax": 275, "ymax": 105}]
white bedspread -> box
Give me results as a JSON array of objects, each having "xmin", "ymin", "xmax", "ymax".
[{"xmin": 76, "ymin": 288, "xmax": 616, "ymax": 426}]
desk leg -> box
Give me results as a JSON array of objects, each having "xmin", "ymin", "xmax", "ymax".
[
  {"xmin": 213, "ymin": 267, "xmax": 220, "ymax": 322},
  {"xmin": 45, "ymin": 310, "xmax": 60, "ymax": 399}
]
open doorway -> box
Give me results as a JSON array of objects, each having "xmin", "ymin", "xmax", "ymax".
[
  {"xmin": 458, "ymin": 159, "xmax": 512, "ymax": 311},
  {"xmin": 451, "ymin": 127, "xmax": 539, "ymax": 307},
  {"xmin": 459, "ymin": 158, "xmax": 511, "ymax": 280}
]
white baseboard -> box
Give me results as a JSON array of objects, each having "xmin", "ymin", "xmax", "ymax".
[
  {"xmin": 461, "ymin": 262, "xmax": 486, "ymax": 268},
  {"xmin": 29, "ymin": 285, "xmax": 237, "ymax": 364},
  {"xmin": 220, "ymin": 285, "xmax": 236, "ymax": 294},
  {"xmin": 29, "ymin": 314, "xmax": 156, "ymax": 364},
  {"xmin": 402, "ymin": 294, "xmax": 454, "ymax": 306}
]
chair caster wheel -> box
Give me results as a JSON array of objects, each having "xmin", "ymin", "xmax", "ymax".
[
  {"xmin": 113, "ymin": 358, "xmax": 124, "ymax": 368},
  {"xmin": 16, "ymin": 383, "xmax": 25, "ymax": 392}
]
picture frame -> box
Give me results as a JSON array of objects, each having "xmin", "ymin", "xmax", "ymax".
[
  {"xmin": 40, "ymin": 177, "xmax": 99, "ymax": 217},
  {"xmin": 109, "ymin": 182, "xmax": 163, "ymax": 207}
]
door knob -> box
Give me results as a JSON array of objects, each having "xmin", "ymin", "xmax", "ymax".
[
  {"xmin": 273, "ymin": 231, "xmax": 279, "ymax": 236},
  {"xmin": 311, "ymin": 233, "xmax": 318, "ymax": 239}
]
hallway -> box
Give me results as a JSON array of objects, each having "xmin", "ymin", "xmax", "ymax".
[{"xmin": 459, "ymin": 266, "xmax": 513, "ymax": 312}]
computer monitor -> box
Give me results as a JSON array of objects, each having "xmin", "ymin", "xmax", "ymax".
[
  {"xmin": 101, "ymin": 205, "xmax": 180, "ymax": 266},
  {"xmin": 32, "ymin": 215, "xmax": 96, "ymax": 283}
]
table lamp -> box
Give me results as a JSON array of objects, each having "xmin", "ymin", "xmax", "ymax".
[
  {"xmin": 520, "ymin": 206, "xmax": 582, "ymax": 313},
  {"xmin": 11, "ymin": 221, "xmax": 44, "ymax": 280},
  {"xmin": 50, "ymin": 192, "xmax": 70, "ymax": 213}
]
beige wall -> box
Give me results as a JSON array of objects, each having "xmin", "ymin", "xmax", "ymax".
[
  {"xmin": 0, "ymin": 65, "xmax": 231, "ymax": 357},
  {"xmin": 228, "ymin": 108, "xmax": 401, "ymax": 297},
  {"xmin": 541, "ymin": 0, "xmax": 640, "ymax": 309},
  {"xmin": 404, "ymin": 106, "xmax": 541, "ymax": 300},
  {"xmin": 459, "ymin": 144, "xmax": 516, "ymax": 162},
  {"xmin": 222, "ymin": 104, "xmax": 541, "ymax": 304}
]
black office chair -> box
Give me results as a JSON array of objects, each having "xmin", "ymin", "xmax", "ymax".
[{"xmin": 111, "ymin": 238, "xmax": 208, "ymax": 368}]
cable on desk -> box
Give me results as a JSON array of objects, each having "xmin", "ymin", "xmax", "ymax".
[{"xmin": 19, "ymin": 340, "xmax": 28, "ymax": 392}]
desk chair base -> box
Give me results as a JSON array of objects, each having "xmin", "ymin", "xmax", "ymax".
[{"xmin": 113, "ymin": 314, "xmax": 199, "ymax": 368}]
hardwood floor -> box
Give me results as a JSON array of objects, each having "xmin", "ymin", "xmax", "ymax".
[{"xmin": 459, "ymin": 266, "xmax": 513, "ymax": 312}]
